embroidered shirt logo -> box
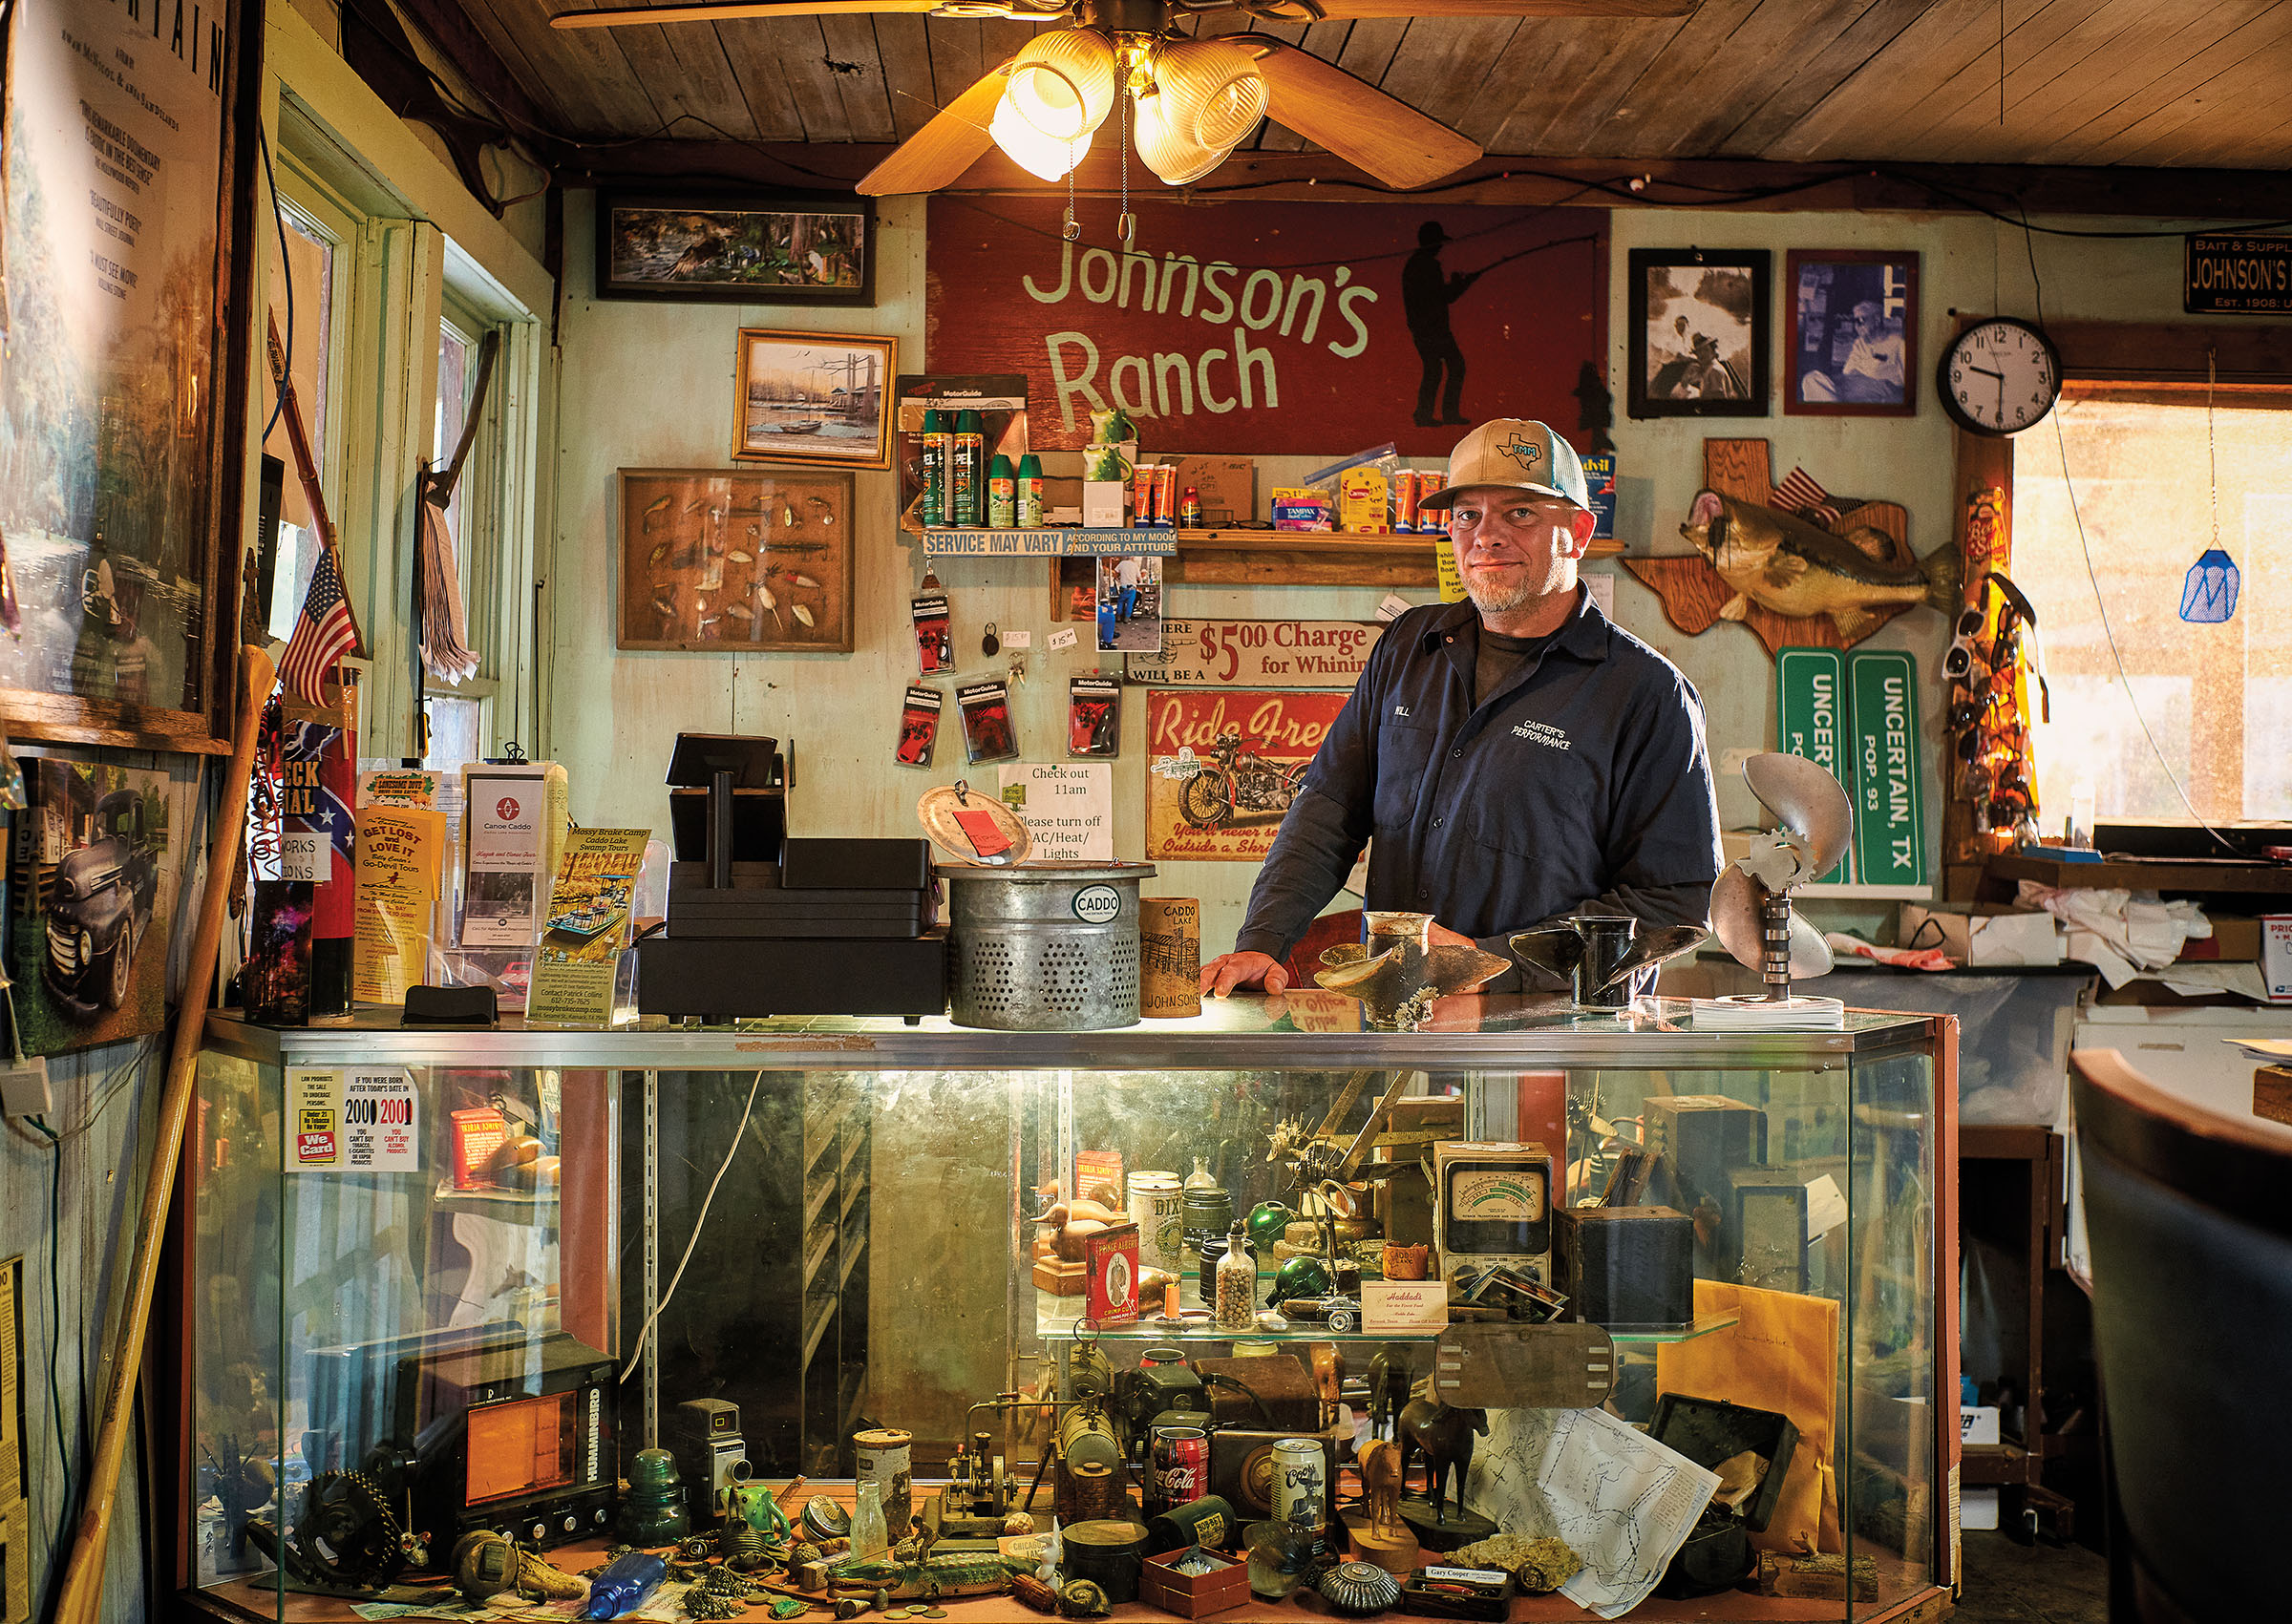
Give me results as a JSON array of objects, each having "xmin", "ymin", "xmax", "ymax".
[
  {"xmin": 1394, "ymin": 705, "xmax": 1411, "ymax": 717},
  {"xmin": 1497, "ymin": 432, "xmax": 1546, "ymax": 472},
  {"xmin": 1512, "ymin": 719, "xmax": 1571, "ymax": 750}
]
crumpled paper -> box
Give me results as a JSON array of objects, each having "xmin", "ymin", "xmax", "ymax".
[{"xmin": 2015, "ymin": 882, "xmax": 2207, "ymax": 987}]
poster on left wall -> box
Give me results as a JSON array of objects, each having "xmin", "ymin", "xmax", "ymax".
[
  {"xmin": 10, "ymin": 759, "xmax": 191, "ymax": 1054},
  {"xmin": 0, "ymin": 0, "xmax": 244, "ymax": 745}
]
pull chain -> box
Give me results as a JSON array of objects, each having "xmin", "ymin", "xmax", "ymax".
[
  {"xmin": 2206, "ymin": 347, "xmax": 2220, "ymax": 553},
  {"xmin": 1118, "ymin": 76, "xmax": 1135, "ymax": 247}
]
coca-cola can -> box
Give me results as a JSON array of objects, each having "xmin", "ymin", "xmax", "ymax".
[{"xmin": 1148, "ymin": 1424, "xmax": 1209, "ymax": 1516}]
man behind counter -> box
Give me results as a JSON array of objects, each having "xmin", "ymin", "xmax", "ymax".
[{"xmin": 1200, "ymin": 419, "xmax": 1723, "ymax": 998}]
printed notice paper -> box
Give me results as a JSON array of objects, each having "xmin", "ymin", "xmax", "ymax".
[
  {"xmin": 287, "ymin": 1068, "xmax": 422, "ymax": 1173},
  {"xmin": 526, "ymin": 828, "xmax": 650, "ymax": 1026},
  {"xmin": 998, "ymin": 763, "xmax": 1113, "ymax": 861},
  {"xmin": 351, "ymin": 805, "xmax": 445, "ymax": 1005},
  {"xmin": 1362, "ymin": 1281, "xmax": 1449, "ymax": 1335}
]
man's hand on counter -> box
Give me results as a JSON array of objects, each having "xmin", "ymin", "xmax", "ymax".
[{"xmin": 1201, "ymin": 950, "xmax": 1290, "ymax": 998}]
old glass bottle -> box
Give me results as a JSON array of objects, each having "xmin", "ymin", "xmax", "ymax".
[
  {"xmin": 851, "ymin": 1479, "xmax": 889, "ymax": 1558},
  {"xmin": 1215, "ymin": 1216, "xmax": 1257, "ymax": 1331}
]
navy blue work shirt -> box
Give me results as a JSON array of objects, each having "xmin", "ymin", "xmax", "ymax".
[{"xmin": 1233, "ymin": 588, "xmax": 1723, "ymax": 966}]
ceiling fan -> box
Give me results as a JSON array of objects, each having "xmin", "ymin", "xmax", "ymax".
[{"xmin": 550, "ymin": 0, "xmax": 1693, "ymax": 195}]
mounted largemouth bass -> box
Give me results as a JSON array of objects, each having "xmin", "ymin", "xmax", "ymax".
[{"xmin": 1682, "ymin": 489, "xmax": 1961, "ymax": 642}]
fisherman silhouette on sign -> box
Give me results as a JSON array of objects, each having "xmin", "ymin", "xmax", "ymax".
[{"xmin": 1402, "ymin": 221, "xmax": 1481, "ymax": 426}]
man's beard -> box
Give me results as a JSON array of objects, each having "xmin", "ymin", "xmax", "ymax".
[{"xmin": 1464, "ymin": 568, "xmax": 1550, "ymax": 615}]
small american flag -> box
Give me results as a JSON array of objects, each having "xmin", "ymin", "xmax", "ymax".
[
  {"xmin": 1771, "ymin": 467, "xmax": 1842, "ymax": 529},
  {"xmin": 279, "ymin": 545, "xmax": 358, "ymax": 706}
]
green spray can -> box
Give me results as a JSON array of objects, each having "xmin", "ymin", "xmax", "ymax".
[
  {"xmin": 920, "ymin": 408, "xmax": 949, "ymax": 526},
  {"xmin": 951, "ymin": 410, "xmax": 985, "ymax": 528}
]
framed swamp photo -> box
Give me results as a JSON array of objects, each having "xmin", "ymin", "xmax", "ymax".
[
  {"xmin": 596, "ymin": 192, "xmax": 876, "ymax": 305},
  {"xmin": 0, "ymin": 0, "xmax": 260, "ymax": 749},
  {"xmin": 733, "ymin": 330, "xmax": 897, "ymax": 470},
  {"xmin": 1626, "ymin": 248, "xmax": 1772, "ymax": 419},
  {"xmin": 617, "ymin": 468, "xmax": 855, "ymax": 653},
  {"xmin": 1786, "ymin": 249, "xmax": 1920, "ymax": 416}
]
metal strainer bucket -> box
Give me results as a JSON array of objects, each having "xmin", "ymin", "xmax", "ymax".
[{"xmin": 939, "ymin": 861, "xmax": 1157, "ymax": 1030}]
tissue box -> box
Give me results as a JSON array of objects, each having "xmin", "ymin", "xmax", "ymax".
[
  {"xmin": 1899, "ymin": 902, "xmax": 2061, "ymax": 967},
  {"xmin": 1084, "ymin": 480, "xmax": 1127, "ymax": 528}
]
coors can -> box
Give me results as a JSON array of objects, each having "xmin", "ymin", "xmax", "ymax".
[{"xmin": 1148, "ymin": 1424, "xmax": 1209, "ymax": 1516}]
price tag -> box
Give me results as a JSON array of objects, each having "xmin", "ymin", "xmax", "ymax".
[
  {"xmin": 1005, "ymin": 629, "xmax": 1032, "ymax": 650},
  {"xmin": 1048, "ymin": 626, "xmax": 1079, "ymax": 651}
]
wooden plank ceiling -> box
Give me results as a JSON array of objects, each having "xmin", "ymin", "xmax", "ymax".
[{"xmin": 448, "ymin": 0, "xmax": 2292, "ymax": 171}]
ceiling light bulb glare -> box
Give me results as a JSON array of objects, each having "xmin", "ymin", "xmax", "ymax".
[
  {"xmin": 991, "ymin": 94, "xmax": 1092, "ymax": 180},
  {"xmin": 1007, "ymin": 29, "xmax": 1117, "ymax": 140},
  {"xmin": 1152, "ymin": 36, "xmax": 1267, "ymax": 151}
]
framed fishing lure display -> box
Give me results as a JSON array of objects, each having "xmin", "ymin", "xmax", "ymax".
[{"xmin": 616, "ymin": 468, "xmax": 855, "ymax": 652}]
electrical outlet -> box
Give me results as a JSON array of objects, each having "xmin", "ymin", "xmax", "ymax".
[{"xmin": 0, "ymin": 1056, "xmax": 50, "ymax": 1119}]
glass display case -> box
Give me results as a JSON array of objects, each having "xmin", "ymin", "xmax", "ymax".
[{"xmin": 185, "ymin": 996, "xmax": 1956, "ymax": 1624}]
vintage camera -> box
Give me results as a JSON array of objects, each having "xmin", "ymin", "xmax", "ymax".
[{"xmin": 668, "ymin": 1399, "xmax": 750, "ymax": 1522}]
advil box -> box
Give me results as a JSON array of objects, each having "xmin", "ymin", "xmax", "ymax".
[{"xmin": 2260, "ymin": 916, "xmax": 2292, "ymax": 1002}]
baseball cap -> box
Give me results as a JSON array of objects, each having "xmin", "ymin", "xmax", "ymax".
[{"xmin": 1418, "ymin": 419, "xmax": 1590, "ymax": 512}]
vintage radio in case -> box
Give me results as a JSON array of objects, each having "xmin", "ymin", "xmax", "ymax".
[
  {"xmin": 1641, "ymin": 1096, "xmax": 1767, "ymax": 1275},
  {"xmin": 1432, "ymin": 1142, "xmax": 1552, "ymax": 1284},
  {"xmin": 394, "ymin": 1329, "xmax": 619, "ymax": 1550},
  {"xmin": 1206, "ymin": 1427, "xmax": 1340, "ymax": 1526}
]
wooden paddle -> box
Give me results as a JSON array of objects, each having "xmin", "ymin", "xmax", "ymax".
[{"xmin": 53, "ymin": 644, "xmax": 275, "ymax": 1624}]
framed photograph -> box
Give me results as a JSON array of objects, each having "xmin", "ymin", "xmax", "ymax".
[
  {"xmin": 0, "ymin": 0, "xmax": 259, "ymax": 749},
  {"xmin": 733, "ymin": 330, "xmax": 897, "ymax": 470},
  {"xmin": 596, "ymin": 191, "xmax": 876, "ymax": 305},
  {"xmin": 617, "ymin": 468, "xmax": 854, "ymax": 652},
  {"xmin": 1786, "ymin": 251, "xmax": 1919, "ymax": 416},
  {"xmin": 1627, "ymin": 249, "xmax": 1771, "ymax": 419}
]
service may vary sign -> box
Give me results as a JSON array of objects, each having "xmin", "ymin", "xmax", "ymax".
[{"xmin": 1126, "ymin": 620, "xmax": 1384, "ymax": 688}]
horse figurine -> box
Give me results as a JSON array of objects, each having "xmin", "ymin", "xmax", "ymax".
[
  {"xmin": 1309, "ymin": 1344, "xmax": 1346, "ymax": 1429},
  {"xmin": 1366, "ymin": 1345, "xmax": 1413, "ymax": 1441},
  {"xmin": 1358, "ymin": 1440, "xmax": 1407, "ymax": 1540},
  {"xmin": 1397, "ymin": 1393, "xmax": 1487, "ymax": 1522}
]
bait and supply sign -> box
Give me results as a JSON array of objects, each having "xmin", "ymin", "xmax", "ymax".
[
  {"xmin": 925, "ymin": 197, "xmax": 1606, "ymax": 455},
  {"xmin": 287, "ymin": 1068, "xmax": 421, "ymax": 1173},
  {"xmin": 1126, "ymin": 619, "xmax": 1384, "ymax": 688},
  {"xmin": 1144, "ymin": 690, "xmax": 1347, "ymax": 861},
  {"xmin": 2184, "ymin": 234, "xmax": 2292, "ymax": 314}
]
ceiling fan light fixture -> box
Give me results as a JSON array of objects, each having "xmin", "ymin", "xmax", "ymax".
[
  {"xmin": 1152, "ymin": 35, "xmax": 1268, "ymax": 152},
  {"xmin": 1133, "ymin": 87, "xmax": 1226, "ymax": 186},
  {"xmin": 1006, "ymin": 28, "xmax": 1118, "ymax": 140},
  {"xmin": 991, "ymin": 94, "xmax": 1093, "ymax": 181}
]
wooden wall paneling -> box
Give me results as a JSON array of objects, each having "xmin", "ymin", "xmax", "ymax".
[
  {"xmin": 1894, "ymin": 0, "xmax": 2169, "ymax": 164},
  {"xmin": 1919, "ymin": 0, "xmax": 2247, "ymax": 163},
  {"xmin": 925, "ymin": 17, "xmax": 988, "ymax": 119},
  {"xmin": 402, "ymin": 0, "xmax": 574, "ymax": 138},
  {"xmin": 1761, "ymin": 0, "xmax": 2020, "ymax": 159},
  {"xmin": 1642, "ymin": 0, "xmax": 1892, "ymax": 157},
  {"xmin": 1369, "ymin": 14, "xmax": 1522, "ymax": 132},
  {"xmin": 652, "ymin": 22, "xmax": 767, "ymax": 140},
  {"xmin": 2105, "ymin": 32, "xmax": 2292, "ymax": 164},
  {"xmin": 1331, "ymin": 16, "xmax": 1412, "ymax": 86},
  {"xmin": 1448, "ymin": 21, "xmax": 1573, "ymax": 149},
  {"xmin": 978, "ymin": 16, "xmax": 1048, "ymax": 70},
  {"xmin": 1566, "ymin": 0, "xmax": 1764, "ymax": 157},
  {"xmin": 819, "ymin": 14, "xmax": 899, "ymax": 142},
  {"xmin": 516, "ymin": 0, "xmax": 674, "ymax": 137},
  {"xmin": 1255, "ymin": 18, "xmax": 1352, "ymax": 150},
  {"xmin": 1800, "ymin": 0, "xmax": 2071, "ymax": 161},
  {"xmin": 873, "ymin": 14, "xmax": 936, "ymax": 141},
  {"xmin": 745, "ymin": 19, "xmax": 857, "ymax": 139},
  {"xmin": 1488, "ymin": 19, "xmax": 1682, "ymax": 152},
  {"xmin": 2036, "ymin": 2, "xmax": 2292, "ymax": 162},
  {"xmin": 1712, "ymin": 0, "xmax": 1947, "ymax": 155},
  {"xmin": 711, "ymin": 20, "xmax": 808, "ymax": 141}
]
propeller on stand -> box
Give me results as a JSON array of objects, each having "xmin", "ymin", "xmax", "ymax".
[{"xmin": 1704, "ymin": 753, "xmax": 1852, "ymax": 1023}]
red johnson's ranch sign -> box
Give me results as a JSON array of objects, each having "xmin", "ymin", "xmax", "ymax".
[{"xmin": 926, "ymin": 198, "xmax": 1607, "ymax": 456}]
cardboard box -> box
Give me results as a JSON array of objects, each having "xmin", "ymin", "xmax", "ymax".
[
  {"xmin": 2265, "ymin": 916, "xmax": 2292, "ymax": 1003},
  {"xmin": 1960, "ymin": 1487, "xmax": 2000, "ymax": 1530},
  {"xmin": 2177, "ymin": 916, "xmax": 2262, "ymax": 962},
  {"xmin": 1085, "ymin": 1221, "xmax": 1140, "ymax": 1325},
  {"xmin": 1173, "ymin": 455, "xmax": 1253, "ymax": 526},
  {"xmin": 1899, "ymin": 902, "xmax": 2062, "ymax": 967},
  {"xmin": 1139, "ymin": 1547, "xmax": 1249, "ymax": 1617},
  {"xmin": 2256, "ymin": 1065, "xmax": 2292, "ymax": 1128}
]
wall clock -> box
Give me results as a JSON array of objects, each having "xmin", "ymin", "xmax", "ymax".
[{"xmin": 1938, "ymin": 318, "xmax": 2063, "ymax": 435}]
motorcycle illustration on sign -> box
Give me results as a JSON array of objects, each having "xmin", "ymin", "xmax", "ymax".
[{"xmin": 1145, "ymin": 690, "xmax": 1347, "ymax": 861}]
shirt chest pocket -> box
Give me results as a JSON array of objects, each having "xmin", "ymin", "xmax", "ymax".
[
  {"xmin": 1373, "ymin": 720, "xmax": 1436, "ymax": 829},
  {"xmin": 1466, "ymin": 741, "xmax": 1601, "ymax": 857}
]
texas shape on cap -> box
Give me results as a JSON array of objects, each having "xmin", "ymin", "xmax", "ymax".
[{"xmin": 1418, "ymin": 419, "xmax": 1590, "ymax": 512}]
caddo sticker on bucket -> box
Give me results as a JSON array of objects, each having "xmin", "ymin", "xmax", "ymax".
[{"xmin": 1072, "ymin": 884, "xmax": 1122, "ymax": 922}]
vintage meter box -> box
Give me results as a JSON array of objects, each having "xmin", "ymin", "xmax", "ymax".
[
  {"xmin": 1553, "ymin": 1205, "xmax": 1693, "ymax": 1332},
  {"xmin": 1432, "ymin": 1142, "xmax": 1552, "ymax": 1284}
]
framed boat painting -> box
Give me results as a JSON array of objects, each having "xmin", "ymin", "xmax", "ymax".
[{"xmin": 733, "ymin": 330, "xmax": 897, "ymax": 470}]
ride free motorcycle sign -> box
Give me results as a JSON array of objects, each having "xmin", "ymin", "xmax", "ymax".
[{"xmin": 1144, "ymin": 690, "xmax": 1347, "ymax": 862}]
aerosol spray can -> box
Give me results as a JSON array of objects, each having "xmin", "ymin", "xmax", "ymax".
[
  {"xmin": 921, "ymin": 409, "xmax": 950, "ymax": 526},
  {"xmin": 951, "ymin": 410, "xmax": 985, "ymax": 527}
]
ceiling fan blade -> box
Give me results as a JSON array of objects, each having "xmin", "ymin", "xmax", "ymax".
[
  {"xmin": 857, "ymin": 58, "xmax": 1013, "ymax": 195},
  {"xmin": 1291, "ymin": 0, "xmax": 1695, "ymax": 15},
  {"xmin": 553, "ymin": 0, "xmax": 954, "ymax": 30},
  {"xmin": 1252, "ymin": 40, "xmax": 1480, "ymax": 190}
]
